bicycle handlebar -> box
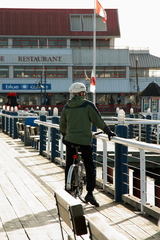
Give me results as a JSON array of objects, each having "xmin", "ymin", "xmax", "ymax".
[{"xmin": 92, "ymin": 131, "xmax": 103, "ymax": 137}]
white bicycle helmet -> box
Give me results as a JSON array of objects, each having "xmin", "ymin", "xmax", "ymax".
[{"xmin": 69, "ymin": 82, "xmax": 86, "ymax": 93}]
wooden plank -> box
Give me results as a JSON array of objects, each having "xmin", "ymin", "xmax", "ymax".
[
  {"xmin": 0, "ymin": 133, "xmax": 160, "ymax": 240},
  {"xmin": 86, "ymin": 213, "xmax": 128, "ymax": 240},
  {"xmin": 0, "ymin": 136, "xmax": 66, "ymax": 240}
]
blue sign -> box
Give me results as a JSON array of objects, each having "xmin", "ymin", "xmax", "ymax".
[{"xmin": 2, "ymin": 84, "xmax": 51, "ymax": 90}]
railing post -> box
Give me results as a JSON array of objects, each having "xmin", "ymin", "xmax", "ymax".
[
  {"xmin": 140, "ymin": 149, "xmax": 146, "ymax": 212},
  {"xmin": 13, "ymin": 112, "xmax": 18, "ymax": 139},
  {"xmin": 115, "ymin": 124, "xmax": 128, "ymax": 201},
  {"xmin": 5, "ymin": 111, "xmax": 9, "ymax": 134},
  {"xmin": 92, "ymin": 125, "xmax": 97, "ymax": 164},
  {"xmin": 115, "ymin": 107, "xmax": 119, "ymax": 117},
  {"xmin": 92, "ymin": 125, "xmax": 97, "ymax": 177},
  {"xmin": 39, "ymin": 114, "xmax": 46, "ymax": 155},
  {"xmin": 139, "ymin": 124, "xmax": 142, "ymax": 141},
  {"xmin": 47, "ymin": 126, "xmax": 51, "ymax": 155},
  {"xmin": 60, "ymin": 134, "xmax": 64, "ymax": 165},
  {"xmin": 129, "ymin": 108, "xmax": 134, "ymax": 139},
  {"xmin": 2, "ymin": 110, "xmax": 5, "ymax": 132},
  {"xmin": 30, "ymin": 108, "xmax": 34, "ymax": 113},
  {"xmin": 115, "ymin": 110, "xmax": 128, "ymax": 202},
  {"xmin": 157, "ymin": 124, "xmax": 160, "ymax": 145},
  {"xmin": 146, "ymin": 113, "xmax": 151, "ymax": 143},
  {"xmin": 9, "ymin": 112, "xmax": 13, "ymax": 137},
  {"xmin": 102, "ymin": 139, "xmax": 107, "ymax": 188},
  {"xmin": 48, "ymin": 107, "xmax": 52, "ymax": 116},
  {"xmin": 51, "ymin": 116, "xmax": 59, "ymax": 162}
]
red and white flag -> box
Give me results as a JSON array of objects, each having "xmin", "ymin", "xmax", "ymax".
[
  {"xmin": 96, "ymin": 0, "xmax": 107, "ymax": 23},
  {"xmin": 90, "ymin": 69, "xmax": 96, "ymax": 93}
]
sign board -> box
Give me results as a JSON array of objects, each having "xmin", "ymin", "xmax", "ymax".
[{"xmin": 2, "ymin": 84, "xmax": 51, "ymax": 91}]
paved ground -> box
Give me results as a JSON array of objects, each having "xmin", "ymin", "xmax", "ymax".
[{"xmin": 0, "ymin": 132, "xmax": 160, "ymax": 240}]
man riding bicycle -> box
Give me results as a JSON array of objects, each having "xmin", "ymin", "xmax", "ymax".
[{"xmin": 60, "ymin": 82, "xmax": 116, "ymax": 207}]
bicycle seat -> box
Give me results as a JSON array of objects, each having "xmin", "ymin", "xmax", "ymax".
[{"xmin": 71, "ymin": 144, "xmax": 80, "ymax": 149}]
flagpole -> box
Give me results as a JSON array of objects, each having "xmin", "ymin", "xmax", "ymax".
[{"xmin": 93, "ymin": 0, "xmax": 96, "ymax": 105}]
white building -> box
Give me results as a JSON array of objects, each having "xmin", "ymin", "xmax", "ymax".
[{"xmin": 0, "ymin": 8, "xmax": 160, "ymax": 112}]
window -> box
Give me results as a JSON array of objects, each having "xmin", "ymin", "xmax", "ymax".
[
  {"xmin": 48, "ymin": 38, "xmax": 67, "ymax": 48},
  {"xmin": 96, "ymin": 66, "xmax": 126, "ymax": 78},
  {"xmin": 71, "ymin": 39, "xmax": 93, "ymax": 48},
  {"xmin": 70, "ymin": 14, "xmax": 107, "ymax": 31},
  {"xmin": 54, "ymin": 94, "xmax": 67, "ymax": 105},
  {"xmin": 20, "ymin": 94, "xmax": 38, "ymax": 105},
  {"xmin": 83, "ymin": 15, "xmax": 93, "ymax": 31},
  {"xmin": 96, "ymin": 16, "xmax": 107, "ymax": 31},
  {"xmin": 0, "ymin": 38, "xmax": 8, "ymax": 47},
  {"xmin": 0, "ymin": 94, "xmax": 7, "ymax": 105},
  {"xmin": 96, "ymin": 39, "xmax": 109, "ymax": 48},
  {"xmin": 14, "ymin": 66, "xmax": 68, "ymax": 78},
  {"xmin": 97, "ymin": 94, "xmax": 124, "ymax": 105},
  {"xmin": 13, "ymin": 38, "xmax": 67, "ymax": 48},
  {"xmin": 39, "ymin": 38, "xmax": 47, "ymax": 47},
  {"xmin": 73, "ymin": 66, "xmax": 92, "ymax": 78},
  {"xmin": 47, "ymin": 66, "xmax": 68, "ymax": 78},
  {"xmin": 70, "ymin": 39, "xmax": 80, "ymax": 48},
  {"xmin": 81, "ymin": 39, "xmax": 93, "ymax": 48},
  {"xmin": 70, "ymin": 15, "xmax": 82, "ymax": 31},
  {"xmin": 13, "ymin": 38, "xmax": 38, "ymax": 48},
  {"xmin": 151, "ymin": 99, "xmax": 158, "ymax": 112},
  {"xmin": 130, "ymin": 68, "xmax": 149, "ymax": 78},
  {"xmin": 0, "ymin": 66, "xmax": 9, "ymax": 77},
  {"xmin": 71, "ymin": 39, "xmax": 108, "ymax": 49},
  {"xmin": 143, "ymin": 98, "xmax": 149, "ymax": 111},
  {"xmin": 73, "ymin": 66, "xmax": 126, "ymax": 78},
  {"xmin": 96, "ymin": 67, "xmax": 105, "ymax": 77}
]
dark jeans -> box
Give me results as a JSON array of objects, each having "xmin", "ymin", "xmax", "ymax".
[{"xmin": 65, "ymin": 143, "xmax": 96, "ymax": 193}]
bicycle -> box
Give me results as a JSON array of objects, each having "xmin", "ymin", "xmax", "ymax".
[
  {"xmin": 66, "ymin": 131, "xmax": 103, "ymax": 203},
  {"xmin": 66, "ymin": 145, "xmax": 86, "ymax": 202}
]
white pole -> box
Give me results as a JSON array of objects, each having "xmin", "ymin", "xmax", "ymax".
[
  {"xmin": 93, "ymin": 0, "xmax": 96, "ymax": 105},
  {"xmin": 140, "ymin": 149, "xmax": 146, "ymax": 212},
  {"xmin": 102, "ymin": 139, "xmax": 107, "ymax": 188}
]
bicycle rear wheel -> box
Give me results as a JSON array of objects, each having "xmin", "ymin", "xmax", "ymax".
[
  {"xmin": 66, "ymin": 164, "xmax": 78, "ymax": 197},
  {"xmin": 66, "ymin": 162, "xmax": 86, "ymax": 202}
]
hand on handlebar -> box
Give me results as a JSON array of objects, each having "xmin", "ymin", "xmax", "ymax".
[
  {"xmin": 103, "ymin": 125, "xmax": 116, "ymax": 141},
  {"xmin": 107, "ymin": 131, "xmax": 116, "ymax": 141}
]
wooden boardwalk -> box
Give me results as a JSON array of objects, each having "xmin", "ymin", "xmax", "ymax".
[{"xmin": 0, "ymin": 132, "xmax": 160, "ymax": 240}]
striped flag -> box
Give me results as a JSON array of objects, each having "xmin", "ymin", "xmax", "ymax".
[
  {"xmin": 90, "ymin": 69, "xmax": 96, "ymax": 93},
  {"xmin": 96, "ymin": 0, "xmax": 107, "ymax": 23}
]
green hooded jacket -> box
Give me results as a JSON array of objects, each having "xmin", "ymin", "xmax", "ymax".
[{"xmin": 59, "ymin": 95, "xmax": 106, "ymax": 145}]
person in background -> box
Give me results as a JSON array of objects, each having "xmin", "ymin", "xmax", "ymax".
[
  {"xmin": 117, "ymin": 94, "xmax": 121, "ymax": 104},
  {"xmin": 60, "ymin": 82, "xmax": 116, "ymax": 207},
  {"xmin": 6, "ymin": 92, "xmax": 21, "ymax": 109}
]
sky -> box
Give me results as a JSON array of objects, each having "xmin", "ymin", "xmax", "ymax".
[{"xmin": 1, "ymin": 0, "xmax": 160, "ymax": 58}]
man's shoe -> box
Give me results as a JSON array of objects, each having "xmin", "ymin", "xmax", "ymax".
[{"xmin": 85, "ymin": 193, "xmax": 99, "ymax": 207}]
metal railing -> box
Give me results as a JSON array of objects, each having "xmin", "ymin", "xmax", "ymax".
[
  {"xmin": 1, "ymin": 110, "xmax": 160, "ymax": 218},
  {"xmin": 33, "ymin": 117, "xmax": 160, "ymax": 216},
  {"xmin": 103, "ymin": 116, "xmax": 160, "ymax": 144}
]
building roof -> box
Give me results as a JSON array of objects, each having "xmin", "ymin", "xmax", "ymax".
[
  {"xmin": 140, "ymin": 81, "xmax": 160, "ymax": 96},
  {"xmin": 130, "ymin": 52, "xmax": 160, "ymax": 68},
  {"xmin": 0, "ymin": 8, "xmax": 120, "ymax": 37}
]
